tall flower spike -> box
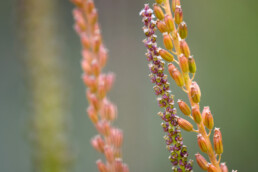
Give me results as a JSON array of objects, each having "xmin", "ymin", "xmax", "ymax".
[
  {"xmin": 141, "ymin": 0, "xmax": 234, "ymax": 171},
  {"xmin": 71, "ymin": 0, "xmax": 129, "ymax": 171},
  {"xmin": 140, "ymin": 4, "xmax": 193, "ymax": 171}
]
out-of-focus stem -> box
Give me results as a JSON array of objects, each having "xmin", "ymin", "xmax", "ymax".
[
  {"xmin": 19, "ymin": 0, "xmax": 71, "ymax": 172},
  {"xmin": 163, "ymin": 0, "xmax": 221, "ymax": 171}
]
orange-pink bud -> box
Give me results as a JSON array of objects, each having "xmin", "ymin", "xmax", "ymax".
[
  {"xmin": 188, "ymin": 56, "xmax": 196, "ymax": 74},
  {"xmin": 168, "ymin": 64, "xmax": 184, "ymax": 87},
  {"xmin": 96, "ymin": 159, "xmax": 108, "ymax": 172},
  {"xmin": 179, "ymin": 54, "xmax": 189, "ymax": 73},
  {"xmin": 220, "ymin": 163, "xmax": 228, "ymax": 172},
  {"xmin": 172, "ymin": 0, "xmax": 181, "ymax": 12},
  {"xmin": 175, "ymin": 5, "xmax": 183, "ymax": 24},
  {"xmin": 114, "ymin": 159, "xmax": 124, "ymax": 172},
  {"xmin": 89, "ymin": 9, "xmax": 98, "ymax": 25},
  {"xmin": 105, "ymin": 73, "xmax": 115, "ymax": 92},
  {"xmin": 202, "ymin": 106, "xmax": 214, "ymax": 130},
  {"xmin": 195, "ymin": 153, "xmax": 208, "ymax": 170},
  {"xmin": 111, "ymin": 128, "xmax": 123, "ymax": 148},
  {"xmin": 192, "ymin": 105, "xmax": 202, "ymax": 124},
  {"xmin": 93, "ymin": 35, "xmax": 102, "ymax": 53},
  {"xmin": 87, "ymin": 106, "xmax": 98, "ymax": 124},
  {"xmin": 163, "ymin": 33, "xmax": 173, "ymax": 50},
  {"xmin": 91, "ymin": 59, "xmax": 100, "ymax": 76},
  {"xmin": 197, "ymin": 134, "xmax": 208, "ymax": 153},
  {"xmin": 190, "ymin": 82, "xmax": 201, "ymax": 103},
  {"xmin": 81, "ymin": 59, "xmax": 92, "ymax": 74},
  {"xmin": 207, "ymin": 163, "xmax": 217, "ymax": 172},
  {"xmin": 159, "ymin": 49, "xmax": 174, "ymax": 62},
  {"xmin": 177, "ymin": 118, "xmax": 193, "ymax": 132},
  {"xmin": 214, "ymin": 128, "xmax": 222, "ymax": 139},
  {"xmin": 81, "ymin": 34, "xmax": 91, "ymax": 49},
  {"xmin": 104, "ymin": 146, "xmax": 114, "ymax": 163},
  {"xmin": 214, "ymin": 132, "xmax": 223, "ymax": 154},
  {"xmin": 99, "ymin": 47, "xmax": 108, "ymax": 68},
  {"xmin": 180, "ymin": 40, "xmax": 190, "ymax": 57},
  {"xmin": 86, "ymin": 0, "xmax": 95, "ymax": 14},
  {"xmin": 101, "ymin": 100, "xmax": 117, "ymax": 121},
  {"xmin": 153, "ymin": 4, "xmax": 164, "ymax": 20},
  {"xmin": 178, "ymin": 99, "xmax": 191, "ymax": 116},
  {"xmin": 178, "ymin": 21, "xmax": 188, "ymax": 39},
  {"xmin": 157, "ymin": 20, "xmax": 168, "ymax": 33},
  {"xmin": 91, "ymin": 135, "xmax": 105, "ymax": 153},
  {"xmin": 164, "ymin": 15, "xmax": 174, "ymax": 32}
]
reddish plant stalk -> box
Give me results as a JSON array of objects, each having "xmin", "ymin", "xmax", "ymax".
[
  {"xmin": 141, "ymin": 0, "xmax": 236, "ymax": 171},
  {"xmin": 71, "ymin": 0, "xmax": 129, "ymax": 171}
]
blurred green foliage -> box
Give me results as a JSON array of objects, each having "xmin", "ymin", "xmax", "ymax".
[{"xmin": 0, "ymin": 0, "xmax": 258, "ymax": 171}]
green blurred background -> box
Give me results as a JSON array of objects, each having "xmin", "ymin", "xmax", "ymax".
[{"xmin": 1, "ymin": 0, "xmax": 258, "ymax": 171}]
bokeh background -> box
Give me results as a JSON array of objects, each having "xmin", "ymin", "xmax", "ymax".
[{"xmin": 1, "ymin": 0, "xmax": 258, "ymax": 171}]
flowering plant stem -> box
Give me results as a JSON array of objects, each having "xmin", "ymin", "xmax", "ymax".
[{"xmin": 162, "ymin": 0, "xmax": 220, "ymax": 170}]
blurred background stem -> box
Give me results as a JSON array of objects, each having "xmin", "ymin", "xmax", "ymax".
[{"xmin": 18, "ymin": 0, "xmax": 72, "ymax": 171}]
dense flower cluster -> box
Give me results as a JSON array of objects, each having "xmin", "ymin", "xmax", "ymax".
[{"xmin": 140, "ymin": 4, "xmax": 193, "ymax": 171}]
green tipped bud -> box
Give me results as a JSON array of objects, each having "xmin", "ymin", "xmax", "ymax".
[
  {"xmin": 195, "ymin": 153, "xmax": 208, "ymax": 170},
  {"xmin": 190, "ymin": 82, "xmax": 201, "ymax": 103},
  {"xmin": 214, "ymin": 128, "xmax": 223, "ymax": 154},
  {"xmin": 153, "ymin": 4, "xmax": 164, "ymax": 20},
  {"xmin": 168, "ymin": 64, "xmax": 184, "ymax": 87},
  {"xmin": 202, "ymin": 106, "xmax": 214, "ymax": 130},
  {"xmin": 197, "ymin": 134, "xmax": 208, "ymax": 153},
  {"xmin": 159, "ymin": 49, "xmax": 174, "ymax": 62},
  {"xmin": 179, "ymin": 54, "xmax": 189, "ymax": 73},
  {"xmin": 179, "ymin": 21, "xmax": 188, "ymax": 39},
  {"xmin": 164, "ymin": 15, "xmax": 174, "ymax": 32},
  {"xmin": 188, "ymin": 56, "xmax": 196, "ymax": 73},
  {"xmin": 175, "ymin": 5, "xmax": 183, "ymax": 24},
  {"xmin": 192, "ymin": 105, "xmax": 202, "ymax": 124},
  {"xmin": 172, "ymin": 0, "xmax": 181, "ymax": 12},
  {"xmin": 178, "ymin": 99, "xmax": 191, "ymax": 116},
  {"xmin": 157, "ymin": 20, "xmax": 168, "ymax": 33},
  {"xmin": 163, "ymin": 33, "xmax": 173, "ymax": 50},
  {"xmin": 155, "ymin": 0, "xmax": 164, "ymax": 4},
  {"xmin": 180, "ymin": 40, "xmax": 190, "ymax": 57},
  {"xmin": 177, "ymin": 118, "xmax": 193, "ymax": 132}
]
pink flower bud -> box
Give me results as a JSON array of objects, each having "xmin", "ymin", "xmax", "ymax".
[
  {"xmin": 192, "ymin": 105, "xmax": 202, "ymax": 124},
  {"xmin": 177, "ymin": 99, "xmax": 191, "ymax": 116},
  {"xmin": 195, "ymin": 153, "xmax": 208, "ymax": 170},
  {"xmin": 190, "ymin": 82, "xmax": 201, "ymax": 103},
  {"xmin": 99, "ymin": 47, "xmax": 108, "ymax": 68},
  {"xmin": 82, "ymin": 75, "xmax": 97, "ymax": 92},
  {"xmin": 81, "ymin": 59, "xmax": 92, "ymax": 74},
  {"xmin": 105, "ymin": 73, "xmax": 115, "ymax": 92},
  {"xmin": 96, "ymin": 159, "xmax": 108, "ymax": 172},
  {"xmin": 163, "ymin": 33, "xmax": 173, "ymax": 50},
  {"xmin": 177, "ymin": 118, "xmax": 193, "ymax": 132},
  {"xmin": 175, "ymin": 5, "xmax": 183, "ymax": 24},
  {"xmin": 180, "ymin": 40, "xmax": 190, "ymax": 57},
  {"xmin": 179, "ymin": 21, "xmax": 188, "ymax": 39},
  {"xmin": 101, "ymin": 100, "xmax": 117, "ymax": 121},
  {"xmin": 153, "ymin": 4, "xmax": 164, "ymax": 20},
  {"xmin": 87, "ymin": 106, "xmax": 98, "ymax": 124},
  {"xmin": 197, "ymin": 134, "xmax": 208, "ymax": 153},
  {"xmin": 123, "ymin": 164, "xmax": 130, "ymax": 172},
  {"xmin": 220, "ymin": 163, "xmax": 228, "ymax": 172},
  {"xmin": 188, "ymin": 56, "xmax": 196, "ymax": 73},
  {"xmin": 157, "ymin": 20, "xmax": 168, "ymax": 33},
  {"xmin": 114, "ymin": 158, "xmax": 124, "ymax": 172},
  {"xmin": 93, "ymin": 35, "xmax": 102, "ymax": 53},
  {"xmin": 91, "ymin": 135, "xmax": 105, "ymax": 153},
  {"xmin": 88, "ymin": 94, "xmax": 100, "ymax": 110},
  {"xmin": 89, "ymin": 9, "xmax": 98, "ymax": 25},
  {"xmin": 202, "ymin": 106, "xmax": 214, "ymax": 130},
  {"xmin": 159, "ymin": 48, "xmax": 174, "ymax": 62},
  {"xmin": 104, "ymin": 146, "xmax": 114, "ymax": 163},
  {"xmin": 91, "ymin": 59, "xmax": 100, "ymax": 76},
  {"xmin": 81, "ymin": 34, "xmax": 91, "ymax": 49},
  {"xmin": 179, "ymin": 54, "xmax": 189, "ymax": 73},
  {"xmin": 164, "ymin": 15, "xmax": 174, "ymax": 32},
  {"xmin": 98, "ymin": 82, "xmax": 106, "ymax": 99},
  {"xmin": 207, "ymin": 163, "xmax": 217, "ymax": 172},
  {"xmin": 111, "ymin": 128, "xmax": 123, "ymax": 148},
  {"xmin": 214, "ymin": 128, "xmax": 222, "ymax": 139}
]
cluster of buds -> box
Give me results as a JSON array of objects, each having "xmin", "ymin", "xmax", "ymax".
[
  {"xmin": 140, "ymin": 4, "xmax": 193, "ymax": 171},
  {"xmin": 71, "ymin": 0, "xmax": 129, "ymax": 171},
  {"xmin": 141, "ymin": 0, "xmax": 234, "ymax": 171}
]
